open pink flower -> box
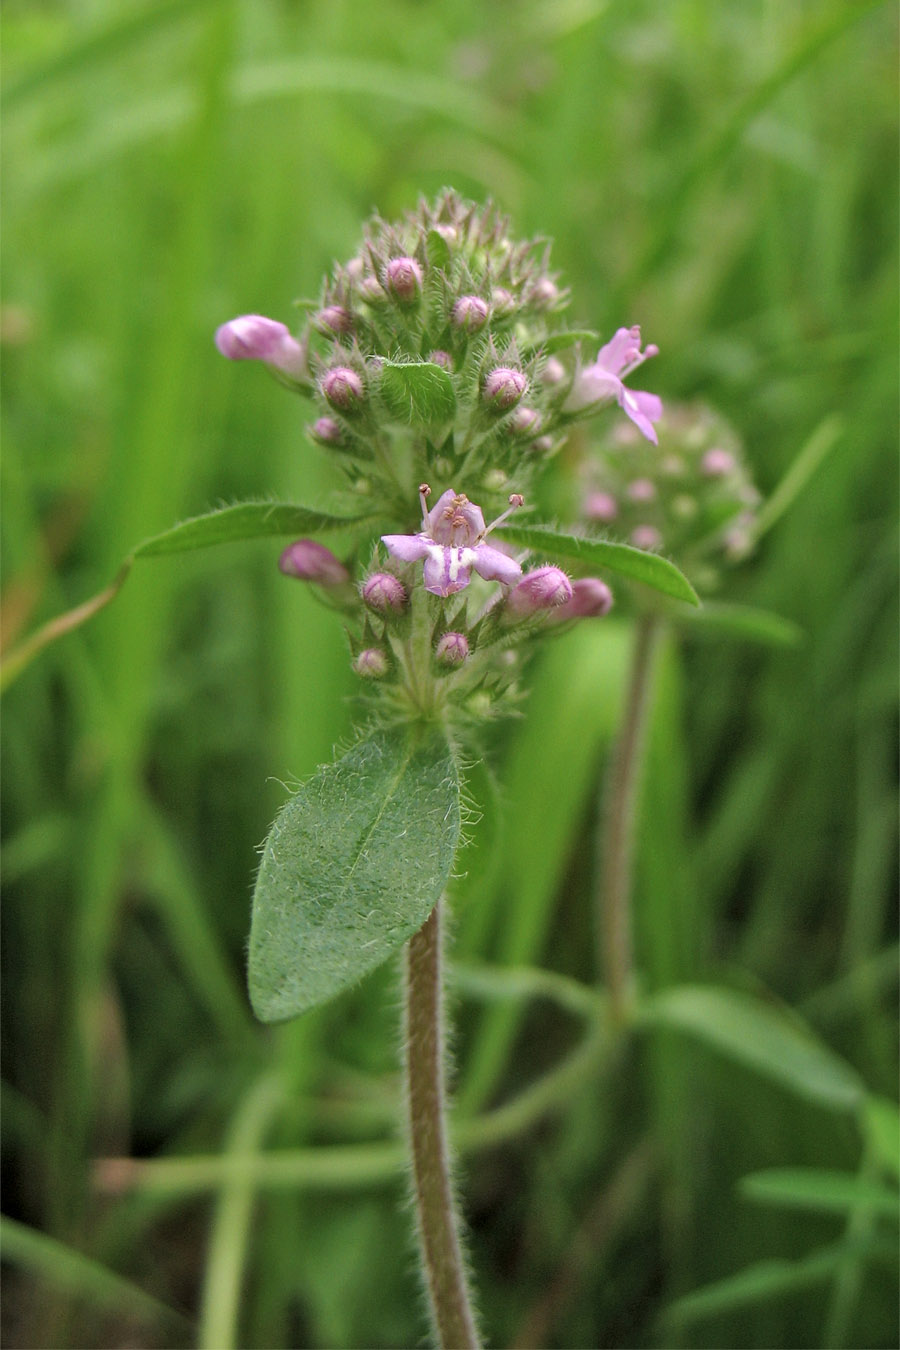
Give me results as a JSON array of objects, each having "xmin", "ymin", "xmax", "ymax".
[
  {"xmin": 382, "ymin": 488, "xmax": 523, "ymax": 598},
  {"xmin": 565, "ymin": 326, "xmax": 662, "ymax": 443}
]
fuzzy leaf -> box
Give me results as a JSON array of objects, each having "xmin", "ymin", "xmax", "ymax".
[
  {"xmin": 248, "ymin": 726, "xmax": 460, "ymax": 1022},
  {"xmin": 425, "ymin": 228, "xmax": 452, "ymax": 269},
  {"xmin": 498, "ymin": 524, "xmax": 700, "ymax": 606},
  {"xmin": 641, "ymin": 985, "xmax": 863, "ymax": 1111},
  {"xmin": 135, "ymin": 501, "xmax": 369, "ymax": 557},
  {"xmin": 378, "ymin": 360, "xmax": 457, "ymax": 427}
]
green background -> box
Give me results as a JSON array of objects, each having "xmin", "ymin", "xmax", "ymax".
[{"xmin": 2, "ymin": 1, "xmax": 896, "ymax": 1346}]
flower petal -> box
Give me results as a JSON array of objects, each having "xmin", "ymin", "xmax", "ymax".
[
  {"xmin": 472, "ymin": 543, "xmax": 523, "ymax": 586},
  {"xmin": 382, "ymin": 532, "xmax": 431, "ymax": 563},
  {"xmin": 619, "ymin": 388, "xmax": 662, "ymax": 444},
  {"xmin": 423, "ymin": 546, "xmax": 472, "ymax": 596}
]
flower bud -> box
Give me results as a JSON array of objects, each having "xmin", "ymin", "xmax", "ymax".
[
  {"xmin": 354, "ymin": 648, "xmax": 389, "ymax": 678},
  {"xmin": 279, "ymin": 539, "xmax": 350, "ymax": 586},
  {"xmin": 491, "ymin": 287, "xmax": 516, "ymax": 318},
  {"xmin": 585, "ymin": 491, "xmax": 618, "ymax": 522},
  {"xmin": 215, "ymin": 315, "xmax": 307, "ymax": 377},
  {"xmin": 509, "ymin": 406, "xmax": 542, "ymax": 436},
  {"xmin": 429, "ymin": 349, "xmax": 452, "ymax": 369},
  {"xmin": 702, "ymin": 447, "xmax": 736, "ymax": 477},
  {"xmin": 507, "ymin": 565, "xmax": 573, "ymax": 616},
  {"xmin": 321, "ymin": 366, "xmax": 365, "ymax": 411},
  {"xmin": 451, "ymin": 295, "xmax": 489, "ymax": 333},
  {"xmin": 312, "ymin": 305, "xmax": 353, "ymax": 337},
  {"xmin": 359, "ymin": 276, "xmax": 387, "ymax": 305},
  {"xmin": 362, "ymin": 572, "xmax": 408, "ymax": 614},
  {"xmin": 529, "ymin": 278, "xmax": 559, "ymax": 309},
  {"xmin": 435, "ymin": 632, "xmax": 469, "ymax": 667},
  {"xmin": 530, "ymin": 435, "xmax": 554, "ymax": 454},
  {"xmin": 483, "ymin": 366, "xmax": 527, "ymax": 410},
  {"xmin": 385, "ymin": 257, "xmax": 423, "ymax": 304},
  {"xmin": 541, "ymin": 356, "xmax": 567, "ymax": 388},
  {"xmin": 310, "ymin": 416, "xmax": 343, "ymax": 446},
  {"xmin": 631, "ymin": 524, "xmax": 663, "ymax": 550},
  {"xmin": 551, "ymin": 577, "xmax": 614, "ymax": 621},
  {"xmin": 627, "ymin": 478, "xmax": 657, "ymax": 503}
]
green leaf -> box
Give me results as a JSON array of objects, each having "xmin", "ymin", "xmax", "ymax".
[
  {"xmin": 377, "ymin": 360, "xmax": 457, "ymax": 427},
  {"xmin": 248, "ymin": 725, "xmax": 461, "ymax": 1021},
  {"xmin": 498, "ymin": 524, "xmax": 700, "ymax": 607},
  {"xmin": 739, "ymin": 1168, "xmax": 899, "ymax": 1218},
  {"xmin": 135, "ymin": 501, "xmax": 369, "ymax": 557},
  {"xmin": 681, "ymin": 601, "xmax": 804, "ymax": 647},
  {"xmin": 640, "ymin": 985, "xmax": 864, "ymax": 1111},
  {"xmin": 750, "ymin": 413, "xmax": 843, "ymax": 543},
  {"xmin": 426, "ymin": 228, "xmax": 452, "ymax": 269}
]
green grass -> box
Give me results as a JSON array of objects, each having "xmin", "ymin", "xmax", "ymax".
[{"xmin": 2, "ymin": 1, "xmax": 897, "ymax": 1346}]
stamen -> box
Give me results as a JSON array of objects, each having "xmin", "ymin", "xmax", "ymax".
[
  {"xmin": 418, "ymin": 482, "xmax": 431, "ymax": 525},
  {"xmin": 483, "ymin": 492, "xmax": 524, "ymax": 539}
]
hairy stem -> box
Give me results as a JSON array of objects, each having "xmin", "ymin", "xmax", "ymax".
[
  {"xmin": 404, "ymin": 901, "xmax": 480, "ymax": 1350},
  {"xmin": 597, "ymin": 612, "xmax": 661, "ymax": 1020}
]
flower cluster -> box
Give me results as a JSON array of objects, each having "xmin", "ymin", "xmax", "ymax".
[
  {"xmin": 215, "ymin": 192, "xmax": 660, "ymax": 721},
  {"xmin": 580, "ymin": 403, "xmax": 760, "ymax": 590}
]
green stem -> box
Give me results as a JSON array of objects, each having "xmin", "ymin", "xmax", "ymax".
[
  {"xmin": 597, "ymin": 612, "xmax": 661, "ymax": 1020},
  {"xmin": 404, "ymin": 901, "xmax": 480, "ymax": 1349}
]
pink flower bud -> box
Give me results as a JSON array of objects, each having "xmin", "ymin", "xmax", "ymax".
[
  {"xmin": 530, "ymin": 436, "xmax": 554, "ymax": 454},
  {"xmin": 529, "ymin": 278, "xmax": 559, "ymax": 309},
  {"xmin": 451, "ymin": 295, "xmax": 489, "ymax": 333},
  {"xmin": 321, "ymin": 366, "xmax": 365, "ymax": 411},
  {"xmin": 483, "ymin": 366, "xmax": 527, "ymax": 410},
  {"xmin": 435, "ymin": 632, "xmax": 469, "ymax": 667},
  {"xmin": 702, "ymin": 447, "xmax": 736, "ymax": 477},
  {"xmin": 585, "ymin": 492, "xmax": 618, "ymax": 522},
  {"xmin": 215, "ymin": 315, "xmax": 307, "ymax": 377},
  {"xmin": 631, "ymin": 525, "xmax": 663, "ymax": 551},
  {"xmin": 310, "ymin": 416, "xmax": 343, "ymax": 446},
  {"xmin": 312, "ymin": 305, "xmax": 353, "ymax": 337},
  {"xmin": 491, "ymin": 287, "xmax": 516, "ymax": 318},
  {"xmin": 385, "ymin": 257, "xmax": 423, "ymax": 304},
  {"xmin": 507, "ymin": 565, "xmax": 573, "ymax": 616},
  {"xmin": 279, "ymin": 539, "xmax": 350, "ymax": 586},
  {"xmin": 509, "ymin": 406, "xmax": 542, "ymax": 436},
  {"xmin": 429, "ymin": 349, "xmax": 452, "ymax": 369},
  {"xmin": 551, "ymin": 577, "xmax": 614, "ymax": 621},
  {"xmin": 627, "ymin": 478, "xmax": 657, "ymax": 503},
  {"xmin": 359, "ymin": 276, "xmax": 386, "ymax": 305},
  {"xmin": 362, "ymin": 572, "xmax": 408, "ymax": 614},
  {"xmin": 541, "ymin": 356, "xmax": 567, "ymax": 388},
  {"xmin": 354, "ymin": 648, "xmax": 389, "ymax": 678}
]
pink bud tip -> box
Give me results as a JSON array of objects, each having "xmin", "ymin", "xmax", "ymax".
[
  {"xmin": 313, "ymin": 305, "xmax": 353, "ymax": 337},
  {"xmin": 491, "ymin": 287, "xmax": 516, "ymax": 317},
  {"xmin": 541, "ymin": 356, "xmax": 567, "ymax": 387},
  {"xmin": 321, "ymin": 366, "xmax": 365, "ymax": 411},
  {"xmin": 435, "ymin": 631, "xmax": 469, "ymax": 667},
  {"xmin": 483, "ymin": 366, "xmax": 527, "ymax": 409},
  {"xmin": 702, "ymin": 447, "xmax": 736, "ymax": 477},
  {"xmin": 529, "ymin": 278, "xmax": 559, "ymax": 309},
  {"xmin": 631, "ymin": 525, "xmax": 663, "ymax": 551},
  {"xmin": 354, "ymin": 648, "xmax": 388, "ymax": 678},
  {"xmin": 627, "ymin": 478, "xmax": 657, "ymax": 503},
  {"xmin": 451, "ymin": 295, "xmax": 489, "ymax": 333},
  {"xmin": 215, "ymin": 315, "xmax": 306, "ymax": 377},
  {"xmin": 362, "ymin": 572, "xmax": 408, "ymax": 614},
  {"xmin": 585, "ymin": 492, "xmax": 619, "ymax": 522},
  {"xmin": 551, "ymin": 577, "xmax": 614, "ymax": 621},
  {"xmin": 507, "ymin": 565, "xmax": 573, "ymax": 616},
  {"xmin": 510, "ymin": 406, "xmax": 542, "ymax": 436},
  {"xmin": 385, "ymin": 257, "xmax": 423, "ymax": 303},
  {"xmin": 310, "ymin": 416, "xmax": 343, "ymax": 445},
  {"xmin": 279, "ymin": 539, "xmax": 350, "ymax": 586},
  {"xmin": 429, "ymin": 350, "xmax": 452, "ymax": 369}
]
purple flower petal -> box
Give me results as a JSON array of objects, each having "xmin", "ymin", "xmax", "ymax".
[
  {"xmin": 423, "ymin": 546, "xmax": 473, "ymax": 596},
  {"xmin": 472, "ymin": 543, "xmax": 523, "ymax": 586},
  {"xmin": 382, "ymin": 533, "xmax": 431, "ymax": 564}
]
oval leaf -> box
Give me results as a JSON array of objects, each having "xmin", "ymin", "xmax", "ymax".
[
  {"xmin": 135, "ymin": 501, "xmax": 370, "ymax": 558},
  {"xmin": 249, "ymin": 726, "xmax": 461, "ymax": 1022},
  {"xmin": 378, "ymin": 360, "xmax": 457, "ymax": 427},
  {"xmin": 640, "ymin": 985, "xmax": 863, "ymax": 1111},
  {"xmin": 497, "ymin": 524, "xmax": 700, "ymax": 607}
]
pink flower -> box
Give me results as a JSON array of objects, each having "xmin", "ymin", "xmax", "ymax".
[
  {"xmin": 382, "ymin": 487, "xmax": 523, "ymax": 598},
  {"xmin": 215, "ymin": 315, "xmax": 307, "ymax": 378},
  {"xmin": 565, "ymin": 326, "xmax": 661, "ymax": 443}
]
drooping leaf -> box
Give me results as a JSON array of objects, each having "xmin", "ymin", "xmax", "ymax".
[
  {"xmin": 497, "ymin": 524, "xmax": 700, "ymax": 606},
  {"xmin": 680, "ymin": 601, "xmax": 804, "ymax": 647},
  {"xmin": 378, "ymin": 360, "xmax": 457, "ymax": 427},
  {"xmin": 248, "ymin": 725, "xmax": 460, "ymax": 1021},
  {"xmin": 640, "ymin": 985, "xmax": 863, "ymax": 1111},
  {"xmin": 739, "ymin": 1167, "xmax": 899, "ymax": 1218},
  {"xmin": 135, "ymin": 501, "xmax": 370, "ymax": 557}
]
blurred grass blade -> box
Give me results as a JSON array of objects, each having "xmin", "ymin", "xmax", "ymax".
[
  {"xmin": 0, "ymin": 1216, "xmax": 191, "ymax": 1334},
  {"xmin": 640, "ymin": 985, "xmax": 864, "ymax": 1111},
  {"xmin": 740, "ymin": 1167, "xmax": 900, "ymax": 1218},
  {"xmin": 750, "ymin": 414, "xmax": 844, "ymax": 544},
  {"xmin": 680, "ymin": 601, "xmax": 804, "ymax": 647},
  {"xmin": 863, "ymin": 1097, "xmax": 900, "ymax": 1180},
  {"xmin": 498, "ymin": 525, "xmax": 700, "ymax": 606}
]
